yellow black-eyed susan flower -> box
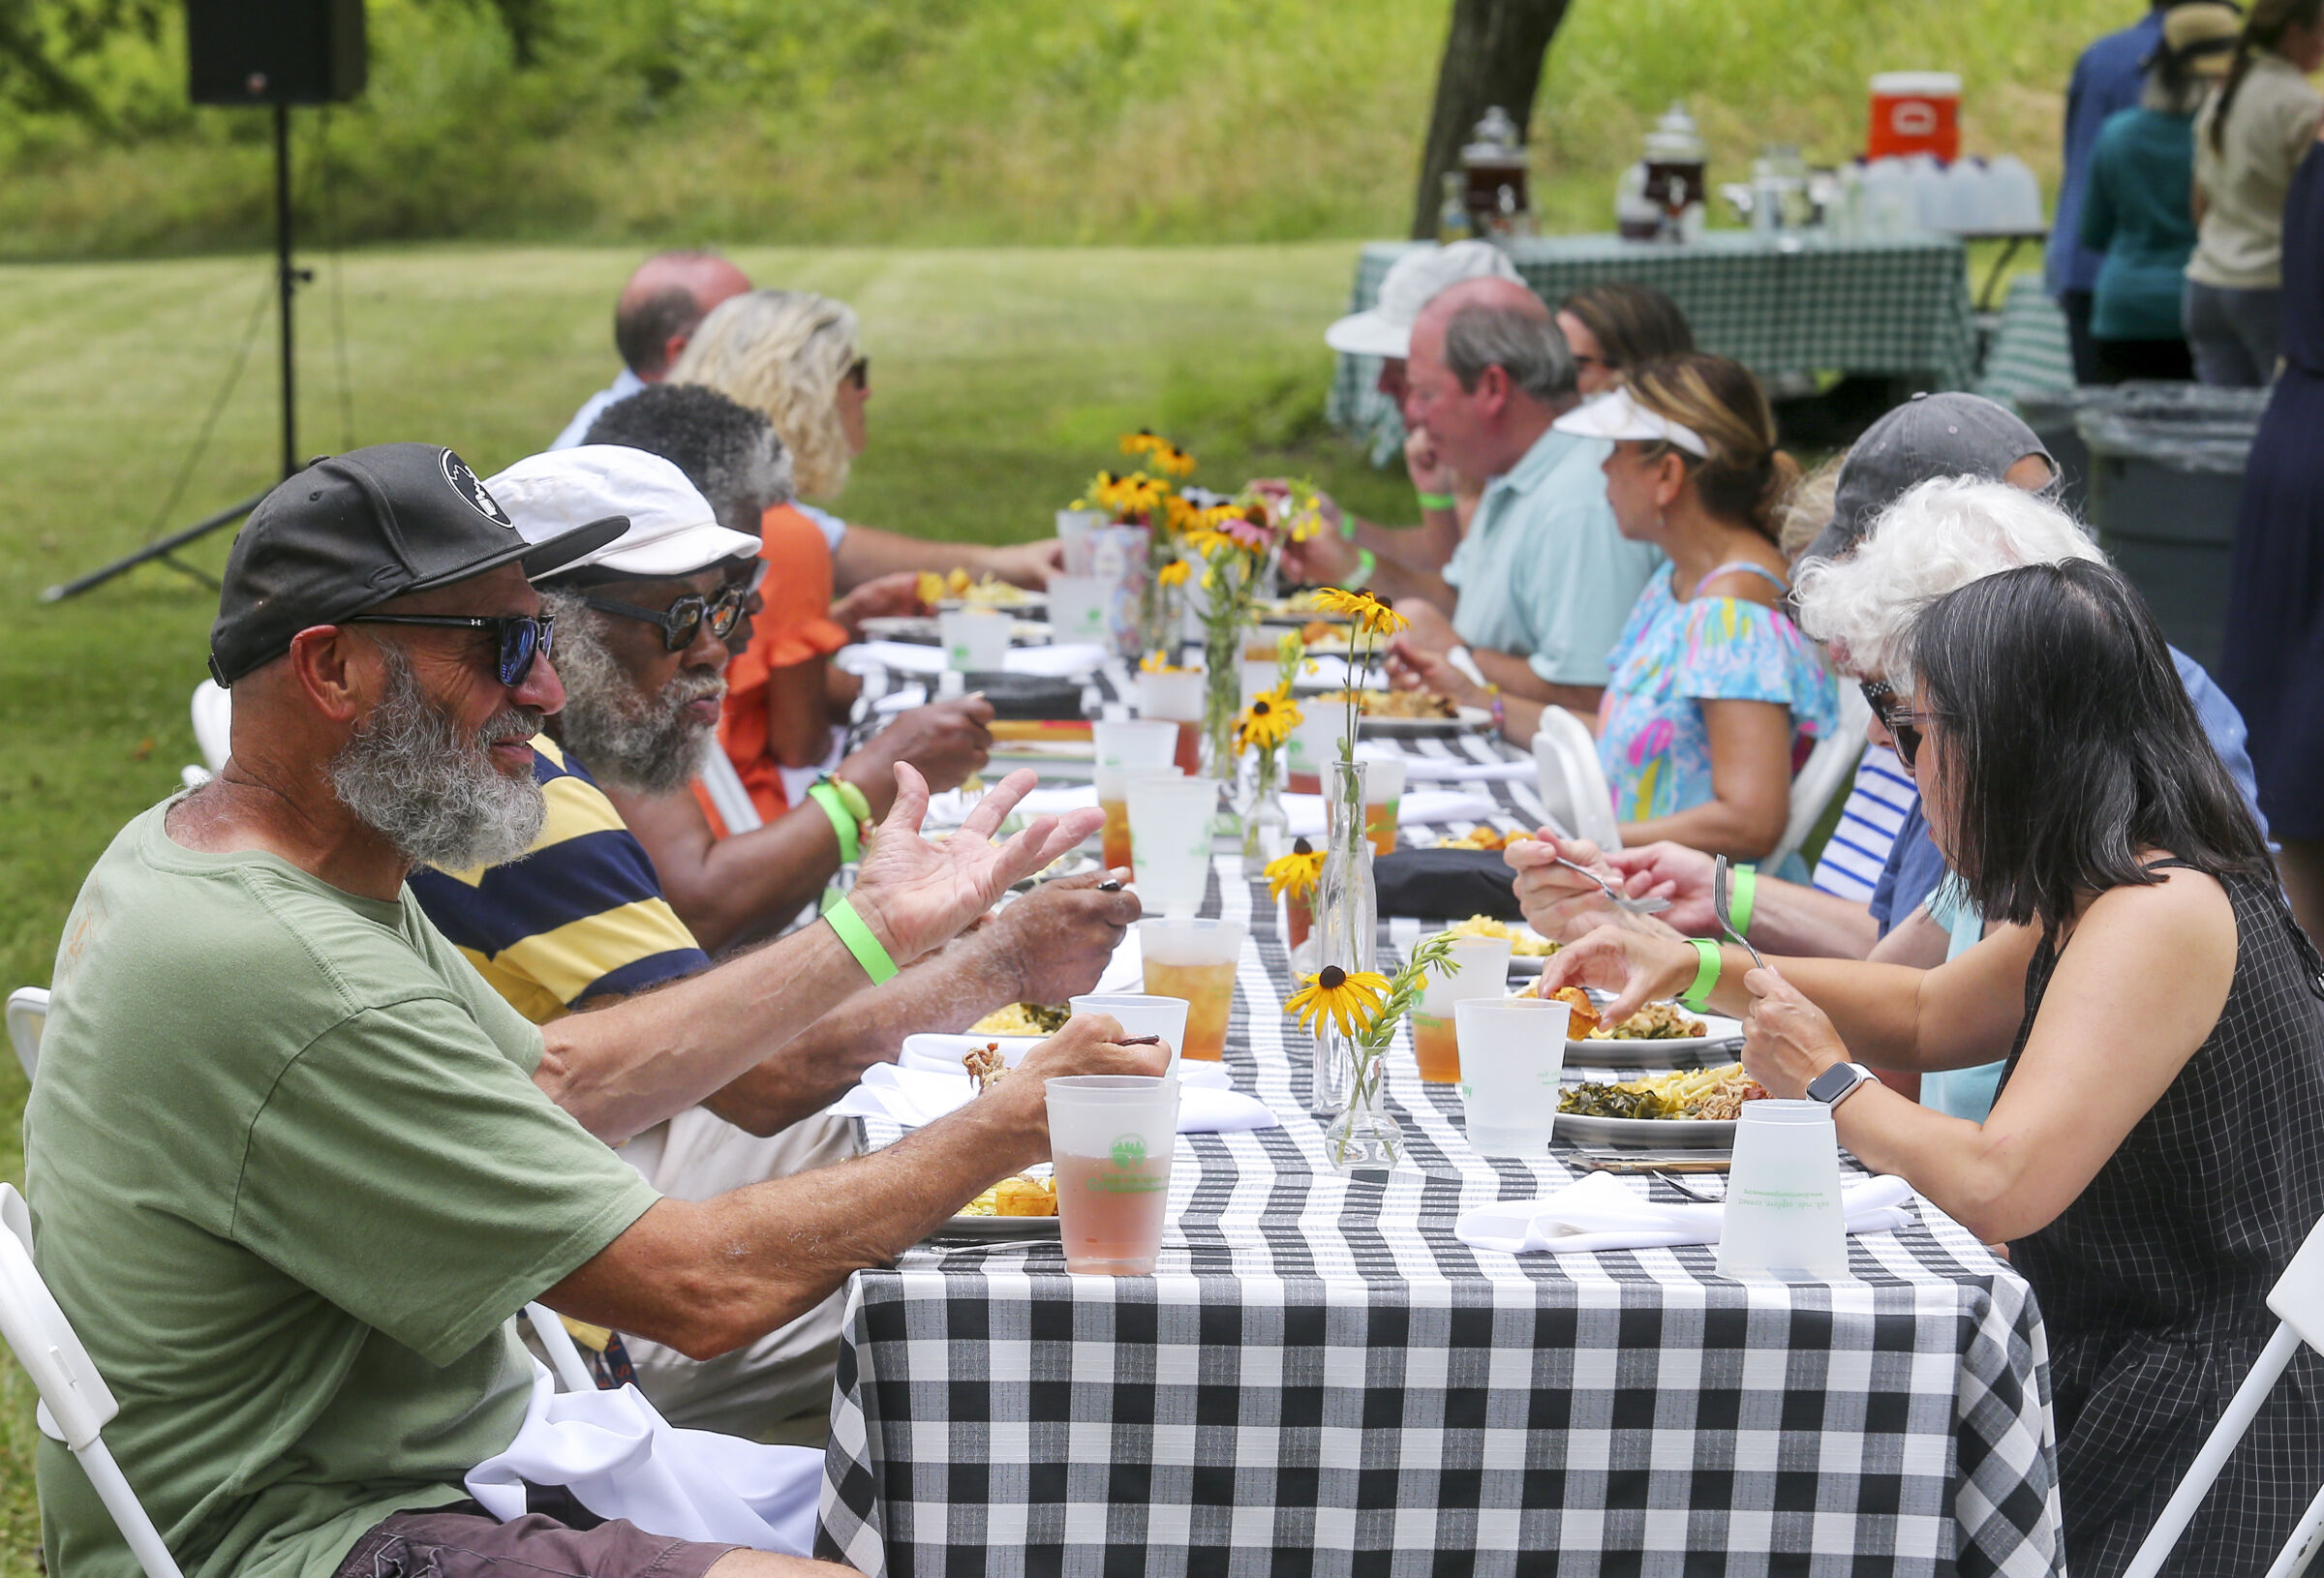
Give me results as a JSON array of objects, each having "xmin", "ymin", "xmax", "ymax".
[
  {"xmin": 1286, "ymin": 964, "xmax": 1391, "ymax": 1039},
  {"xmin": 1264, "ymin": 840, "xmax": 1326, "ymax": 902},
  {"xmin": 1312, "ymin": 587, "xmax": 1411, "ymax": 639},
  {"xmin": 1235, "ymin": 689, "xmax": 1300, "ymax": 753},
  {"xmin": 1156, "ymin": 559, "xmax": 1191, "ymax": 588}
]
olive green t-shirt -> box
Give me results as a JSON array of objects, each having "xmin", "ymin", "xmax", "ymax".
[{"xmin": 25, "ymin": 802, "xmax": 662, "ymax": 1578}]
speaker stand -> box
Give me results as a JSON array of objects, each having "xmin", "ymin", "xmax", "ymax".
[{"xmin": 45, "ymin": 103, "xmax": 310, "ymax": 601}]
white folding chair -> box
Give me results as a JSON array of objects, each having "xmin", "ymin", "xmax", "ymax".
[
  {"xmin": 189, "ymin": 682, "xmax": 231, "ymax": 775},
  {"xmin": 7, "ymin": 986, "xmax": 46, "ymax": 1082},
  {"xmin": 2124, "ymin": 1214, "xmax": 2324, "ymax": 1578},
  {"xmin": 1764, "ymin": 685, "xmax": 1874, "ymax": 875},
  {"xmin": 1531, "ymin": 705, "xmax": 1621, "ymax": 851},
  {"xmin": 0, "ymin": 1184, "xmax": 184, "ymax": 1578},
  {"xmin": 695, "ymin": 750, "xmax": 764, "ymax": 836},
  {"xmin": 523, "ymin": 1302, "xmax": 597, "ymax": 1394}
]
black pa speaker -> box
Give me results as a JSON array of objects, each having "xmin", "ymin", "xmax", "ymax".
[{"xmin": 187, "ymin": 0, "xmax": 366, "ymax": 106}]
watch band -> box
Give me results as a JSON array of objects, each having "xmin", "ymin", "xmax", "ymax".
[
  {"xmin": 1680, "ymin": 938, "xmax": 1722, "ymax": 1013},
  {"xmin": 1809, "ymin": 1061, "xmax": 1881, "ymax": 1109},
  {"xmin": 821, "ymin": 894, "xmax": 900, "ymax": 985},
  {"xmin": 807, "ymin": 777, "xmax": 866, "ymax": 864},
  {"xmin": 1344, "ymin": 548, "xmax": 1378, "ymax": 592}
]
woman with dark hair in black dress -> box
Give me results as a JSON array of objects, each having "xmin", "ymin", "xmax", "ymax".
[
  {"xmin": 1537, "ymin": 504, "xmax": 2324, "ymax": 1577},
  {"xmin": 2223, "ymin": 133, "xmax": 2324, "ymax": 948}
]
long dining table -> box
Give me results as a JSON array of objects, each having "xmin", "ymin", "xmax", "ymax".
[{"xmin": 813, "ymin": 656, "xmax": 2064, "ymax": 1577}]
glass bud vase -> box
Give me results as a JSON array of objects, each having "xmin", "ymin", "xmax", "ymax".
[
  {"xmin": 1241, "ymin": 750, "xmax": 1287, "ymax": 861},
  {"xmin": 1324, "ymin": 1038, "xmax": 1400, "ymax": 1174},
  {"xmin": 1310, "ymin": 759, "xmax": 1377, "ymax": 1116}
]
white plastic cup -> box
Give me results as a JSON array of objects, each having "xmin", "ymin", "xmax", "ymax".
[
  {"xmin": 1410, "ymin": 934, "xmax": 1516, "ymax": 1084},
  {"xmin": 1048, "ymin": 574, "xmax": 1111, "ymax": 646},
  {"xmin": 1056, "ymin": 508, "xmax": 1107, "ymax": 577},
  {"xmin": 1285, "ymin": 709, "xmax": 1344, "ymax": 790},
  {"xmin": 1125, "ymin": 777, "xmax": 1220, "ymax": 918},
  {"xmin": 1093, "ymin": 764, "xmax": 1180, "ymax": 873},
  {"xmin": 1717, "ymin": 1100, "xmax": 1850, "ymax": 1280},
  {"xmin": 1092, "ymin": 718, "xmax": 1179, "ymax": 771},
  {"xmin": 1455, "ymin": 995, "xmax": 1571, "ymax": 1156},
  {"xmin": 1045, "ymin": 1075, "xmax": 1178, "ymax": 1275},
  {"xmin": 939, "ymin": 609, "xmax": 1011, "ymax": 673},
  {"xmin": 1137, "ymin": 917, "xmax": 1246, "ymax": 1060},
  {"xmin": 1134, "ymin": 665, "xmax": 1205, "ymax": 723},
  {"xmin": 1068, "ymin": 993, "xmax": 1190, "ymax": 1074}
]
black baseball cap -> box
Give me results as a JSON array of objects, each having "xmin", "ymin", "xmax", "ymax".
[{"xmin": 207, "ymin": 443, "xmax": 626, "ymax": 686}]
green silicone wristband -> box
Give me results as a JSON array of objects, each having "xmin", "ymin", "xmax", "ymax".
[
  {"xmin": 807, "ymin": 779, "xmax": 863, "ymax": 864},
  {"xmin": 1729, "ymin": 865, "xmax": 1757, "ymax": 936},
  {"xmin": 1415, "ymin": 492, "xmax": 1456, "ymax": 510},
  {"xmin": 1346, "ymin": 547, "xmax": 1378, "ymax": 592},
  {"xmin": 1680, "ymin": 937, "xmax": 1722, "ymax": 1013},
  {"xmin": 822, "ymin": 895, "xmax": 899, "ymax": 985}
]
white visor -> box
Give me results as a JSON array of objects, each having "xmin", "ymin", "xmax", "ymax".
[{"xmin": 1551, "ymin": 387, "xmax": 1710, "ymax": 459}]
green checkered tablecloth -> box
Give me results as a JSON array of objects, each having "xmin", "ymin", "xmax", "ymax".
[{"xmin": 1330, "ymin": 232, "xmax": 1977, "ymax": 463}]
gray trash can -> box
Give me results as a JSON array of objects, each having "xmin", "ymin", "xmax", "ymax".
[{"xmin": 2074, "ymin": 383, "xmax": 2268, "ymax": 672}]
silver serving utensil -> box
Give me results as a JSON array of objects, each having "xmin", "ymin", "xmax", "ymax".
[
  {"xmin": 1712, "ymin": 855, "xmax": 1765, "ymax": 969},
  {"xmin": 1555, "ymin": 854, "xmax": 1670, "ymax": 916},
  {"xmin": 1654, "ymin": 1169, "xmax": 1727, "ymax": 1203}
]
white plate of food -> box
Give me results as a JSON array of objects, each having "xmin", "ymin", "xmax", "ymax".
[
  {"xmin": 1519, "ymin": 986, "xmax": 1742, "ymax": 1065},
  {"xmin": 935, "ymin": 1169, "xmax": 1060, "ymax": 1237},
  {"xmin": 1553, "ymin": 1063, "xmax": 1764, "ymax": 1148},
  {"xmin": 857, "ymin": 616, "xmax": 1050, "ymax": 646}
]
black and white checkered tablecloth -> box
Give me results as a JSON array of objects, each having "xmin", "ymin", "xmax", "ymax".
[
  {"xmin": 1329, "ymin": 232, "xmax": 1978, "ymax": 464},
  {"xmin": 817, "ymin": 660, "xmax": 2064, "ymax": 1578}
]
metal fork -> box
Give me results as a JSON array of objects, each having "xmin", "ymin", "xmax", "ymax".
[
  {"xmin": 1554, "ymin": 854, "xmax": 1670, "ymax": 916},
  {"xmin": 1712, "ymin": 855, "xmax": 1764, "ymax": 969}
]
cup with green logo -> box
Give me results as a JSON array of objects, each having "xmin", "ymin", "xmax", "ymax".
[{"xmin": 1044, "ymin": 1075, "xmax": 1179, "ymax": 1274}]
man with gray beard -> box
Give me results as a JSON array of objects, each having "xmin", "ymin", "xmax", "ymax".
[
  {"xmin": 407, "ymin": 447, "xmax": 1140, "ymax": 1437},
  {"xmin": 26, "ymin": 442, "xmax": 1160, "ymax": 1578}
]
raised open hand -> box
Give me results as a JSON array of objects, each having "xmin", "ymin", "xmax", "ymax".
[{"xmin": 847, "ymin": 764, "xmax": 1104, "ymax": 966}]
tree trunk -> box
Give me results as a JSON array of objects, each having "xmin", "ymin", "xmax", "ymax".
[{"xmin": 1408, "ymin": 0, "xmax": 1575, "ymax": 239}]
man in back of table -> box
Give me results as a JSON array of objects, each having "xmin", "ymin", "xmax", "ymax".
[
  {"xmin": 555, "ymin": 251, "xmax": 753, "ymax": 449},
  {"xmin": 24, "ymin": 441, "xmax": 1161, "ymax": 1578}
]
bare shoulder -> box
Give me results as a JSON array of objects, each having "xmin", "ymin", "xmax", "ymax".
[{"xmin": 2072, "ymin": 862, "xmax": 2240, "ymax": 985}]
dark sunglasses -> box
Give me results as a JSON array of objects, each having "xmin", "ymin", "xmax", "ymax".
[
  {"xmin": 347, "ymin": 613, "xmax": 555, "ymax": 687},
  {"xmin": 583, "ymin": 584, "xmax": 752, "ymax": 652},
  {"xmin": 846, "ymin": 356, "xmax": 871, "ymax": 390},
  {"xmin": 1859, "ymin": 679, "xmax": 1939, "ymax": 770}
]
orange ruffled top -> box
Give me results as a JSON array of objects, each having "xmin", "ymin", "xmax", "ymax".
[{"xmin": 696, "ymin": 501, "xmax": 850, "ymax": 835}]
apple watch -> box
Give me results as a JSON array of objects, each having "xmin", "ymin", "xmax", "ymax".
[{"xmin": 1805, "ymin": 1061, "xmax": 1881, "ymax": 1110}]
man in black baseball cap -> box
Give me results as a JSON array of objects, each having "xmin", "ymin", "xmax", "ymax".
[{"xmin": 26, "ymin": 443, "xmax": 1156, "ymax": 1578}]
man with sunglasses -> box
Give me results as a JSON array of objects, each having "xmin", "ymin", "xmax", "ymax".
[
  {"xmin": 407, "ymin": 447, "xmax": 1142, "ymax": 1437},
  {"xmin": 26, "ymin": 442, "xmax": 1162, "ymax": 1578}
]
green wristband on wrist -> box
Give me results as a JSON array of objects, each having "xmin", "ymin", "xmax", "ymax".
[
  {"xmin": 1346, "ymin": 547, "xmax": 1378, "ymax": 592},
  {"xmin": 822, "ymin": 894, "xmax": 900, "ymax": 984},
  {"xmin": 1729, "ymin": 865, "xmax": 1757, "ymax": 935},
  {"xmin": 807, "ymin": 777, "xmax": 866, "ymax": 864},
  {"xmin": 1680, "ymin": 937, "xmax": 1722, "ymax": 1013},
  {"xmin": 1415, "ymin": 491, "xmax": 1455, "ymax": 511}
]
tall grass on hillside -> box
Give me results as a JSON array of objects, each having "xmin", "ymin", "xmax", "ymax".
[{"xmin": 3, "ymin": 0, "xmax": 2131, "ymax": 257}]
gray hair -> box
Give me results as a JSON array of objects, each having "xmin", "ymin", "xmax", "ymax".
[
  {"xmin": 1442, "ymin": 303, "xmax": 1577, "ymax": 402},
  {"xmin": 1791, "ymin": 476, "xmax": 2103, "ymax": 689},
  {"xmin": 537, "ymin": 592, "xmax": 724, "ymax": 796}
]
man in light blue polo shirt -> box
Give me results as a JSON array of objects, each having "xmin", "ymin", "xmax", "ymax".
[{"xmin": 1380, "ymin": 278, "xmax": 1662, "ymax": 717}]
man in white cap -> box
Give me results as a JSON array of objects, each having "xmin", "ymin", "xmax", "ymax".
[
  {"xmin": 1284, "ymin": 241, "xmax": 1526, "ymax": 578},
  {"xmin": 407, "ymin": 445, "xmax": 1142, "ymax": 1438}
]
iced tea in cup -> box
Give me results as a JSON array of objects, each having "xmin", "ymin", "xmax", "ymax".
[
  {"xmin": 1095, "ymin": 765, "xmax": 1181, "ymax": 872},
  {"xmin": 1134, "ymin": 667, "xmax": 1206, "ymax": 775},
  {"xmin": 1125, "ymin": 776, "xmax": 1220, "ymax": 917},
  {"xmin": 1361, "ymin": 756, "xmax": 1407, "ymax": 857},
  {"xmin": 1046, "ymin": 1076, "xmax": 1178, "ymax": 1275},
  {"xmin": 1068, "ymin": 994, "xmax": 1190, "ymax": 1075},
  {"xmin": 1139, "ymin": 917, "xmax": 1246, "ymax": 1060},
  {"xmin": 1409, "ymin": 934, "xmax": 1514, "ymax": 1083},
  {"xmin": 1453, "ymin": 995, "xmax": 1569, "ymax": 1155}
]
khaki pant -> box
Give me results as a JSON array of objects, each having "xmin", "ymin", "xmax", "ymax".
[{"xmin": 611, "ymin": 1106, "xmax": 859, "ymax": 1440}]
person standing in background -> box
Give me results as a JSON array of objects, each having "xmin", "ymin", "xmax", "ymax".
[
  {"xmin": 2051, "ymin": 3, "xmax": 2179, "ymax": 385},
  {"xmin": 2221, "ymin": 133, "xmax": 2324, "ymax": 946},
  {"xmin": 2081, "ymin": 4, "xmax": 2245, "ymax": 380},
  {"xmin": 2187, "ymin": 0, "xmax": 2324, "ymax": 382}
]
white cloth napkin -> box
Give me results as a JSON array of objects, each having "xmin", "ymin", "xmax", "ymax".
[
  {"xmin": 1453, "ymin": 1171, "xmax": 1916, "ymax": 1255},
  {"xmin": 1389, "ymin": 756, "xmax": 1538, "ymax": 785},
  {"xmin": 832, "ymin": 1062, "xmax": 1276, "ymax": 1133},
  {"xmin": 1280, "ymin": 789, "xmax": 1502, "ymax": 838},
  {"xmin": 841, "ymin": 641, "xmax": 1109, "ymax": 680},
  {"xmin": 466, "ymin": 1364, "xmax": 819, "ymax": 1553}
]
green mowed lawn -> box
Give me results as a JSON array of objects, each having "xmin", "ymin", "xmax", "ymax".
[{"xmin": 0, "ymin": 239, "xmax": 1422, "ymax": 1568}]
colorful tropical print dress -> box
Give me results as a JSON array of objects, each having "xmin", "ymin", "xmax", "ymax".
[{"xmin": 1595, "ymin": 561, "xmax": 1838, "ymax": 871}]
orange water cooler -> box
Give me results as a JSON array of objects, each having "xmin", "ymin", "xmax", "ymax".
[{"xmin": 1867, "ymin": 72, "xmax": 1961, "ymax": 163}]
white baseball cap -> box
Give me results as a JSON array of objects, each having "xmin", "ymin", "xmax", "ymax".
[
  {"xmin": 1323, "ymin": 241, "xmax": 1525, "ymax": 360},
  {"xmin": 486, "ymin": 445, "xmax": 761, "ymax": 581},
  {"xmin": 1551, "ymin": 386, "xmax": 1710, "ymax": 459}
]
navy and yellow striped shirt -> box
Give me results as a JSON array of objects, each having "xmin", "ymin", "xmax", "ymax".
[{"xmin": 407, "ymin": 736, "xmax": 710, "ymax": 1024}]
